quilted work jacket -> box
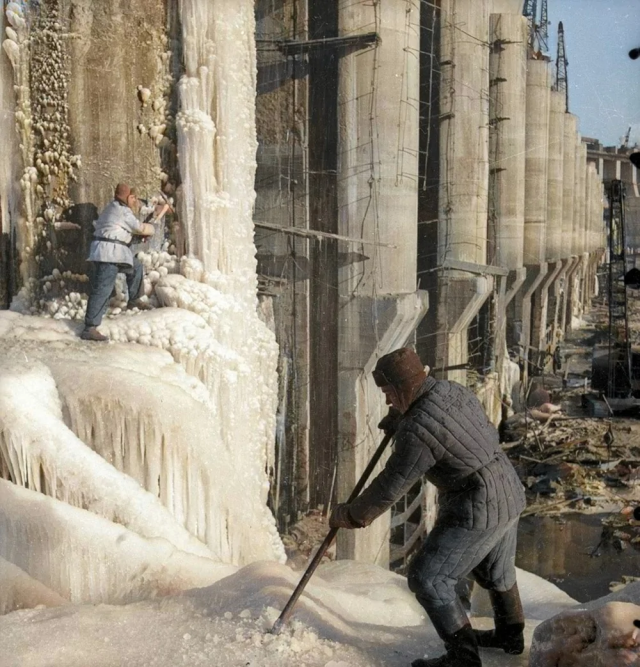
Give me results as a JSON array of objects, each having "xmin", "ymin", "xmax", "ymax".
[{"xmin": 348, "ymin": 376, "xmax": 525, "ymax": 530}]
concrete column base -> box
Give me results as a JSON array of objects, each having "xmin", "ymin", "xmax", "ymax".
[
  {"xmin": 559, "ymin": 256, "xmax": 580, "ymax": 335},
  {"xmin": 495, "ymin": 267, "xmax": 526, "ymax": 383},
  {"xmin": 531, "ymin": 259, "xmax": 564, "ymax": 370},
  {"xmin": 336, "ymin": 290, "xmax": 429, "ymax": 564},
  {"xmin": 430, "ymin": 274, "xmax": 494, "ymax": 385},
  {"xmin": 566, "ymin": 254, "xmax": 586, "ymax": 330},
  {"xmin": 517, "ymin": 263, "xmax": 548, "ymax": 386}
]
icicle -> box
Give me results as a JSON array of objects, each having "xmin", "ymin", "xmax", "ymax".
[
  {"xmin": 0, "ymin": 479, "xmax": 235, "ymax": 604},
  {"xmin": 0, "ymin": 358, "xmax": 213, "ymax": 559}
]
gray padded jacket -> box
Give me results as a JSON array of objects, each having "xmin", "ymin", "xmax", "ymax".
[{"xmin": 348, "ymin": 376, "xmax": 525, "ymax": 530}]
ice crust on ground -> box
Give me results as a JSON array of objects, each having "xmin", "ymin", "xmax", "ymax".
[{"xmin": 0, "ymin": 562, "xmax": 582, "ymax": 667}]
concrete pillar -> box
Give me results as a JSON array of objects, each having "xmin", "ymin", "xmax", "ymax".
[
  {"xmin": 545, "ymin": 91, "xmax": 565, "ymax": 262},
  {"xmin": 439, "ymin": 0, "xmax": 489, "ymax": 266},
  {"xmin": 533, "ymin": 259, "xmax": 563, "ymax": 359},
  {"xmin": 583, "ymin": 162, "xmax": 594, "ymax": 311},
  {"xmin": 572, "ymin": 137, "xmax": 585, "ymax": 256},
  {"xmin": 550, "ymin": 258, "xmax": 571, "ymax": 346},
  {"xmin": 488, "ymin": 13, "xmax": 527, "ymax": 373},
  {"xmin": 561, "ymin": 114, "xmax": 577, "ymax": 259},
  {"xmin": 523, "ymin": 61, "xmax": 551, "ymax": 266},
  {"xmin": 336, "ymin": 0, "xmax": 427, "ymax": 564},
  {"xmin": 435, "ymin": 0, "xmax": 491, "ymax": 379},
  {"xmin": 578, "ymin": 149, "xmax": 590, "ymax": 312},
  {"xmin": 573, "ymin": 141, "xmax": 587, "ymax": 316},
  {"xmin": 488, "ymin": 13, "xmax": 527, "ymax": 269},
  {"xmin": 519, "ymin": 60, "xmax": 550, "ymax": 380},
  {"xmin": 530, "ymin": 89, "xmax": 565, "ymax": 367}
]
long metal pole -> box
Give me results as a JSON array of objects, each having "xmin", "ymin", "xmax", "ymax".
[{"xmin": 270, "ymin": 432, "xmax": 393, "ymax": 635}]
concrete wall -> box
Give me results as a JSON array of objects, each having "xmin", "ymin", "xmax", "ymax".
[{"xmin": 66, "ymin": 0, "xmax": 168, "ymax": 213}]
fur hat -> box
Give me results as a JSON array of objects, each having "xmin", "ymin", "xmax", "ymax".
[{"xmin": 373, "ymin": 348, "xmax": 426, "ymax": 389}]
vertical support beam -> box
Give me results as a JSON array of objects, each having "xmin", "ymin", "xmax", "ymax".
[
  {"xmin": 551, "ymin": 258, "xmax": 571, "ymax": 347},
  {"xmin": 308, "ymin": 0, "xmax": 339, "ymax": 509},
  {"xmin": 488, "ymin": 13, "xmax": 527, "ymax": 375},
  {"xmin": 336, "ymin": 0, "xmax": 423, "ymax": 564},
  {"xmin": 545, "ymin": 91, "xmax": 565, "ymax": 263},
  {"xmin": 561, "ymin": 114, "xmax": 577, "ymax": 259},
  {"xmin": 518, "ymin": 59, "xmax": 550, "ymax": 376},
  {"xmin": 488, "ymin": 13, "xmax": 527, "ymax": 269},
  {"xmin": 439, "ymin": 0, "xmax": 489, "ymax": 268},
  {"xmin": 533, "ymin": 259, "xmax": 563, "ymax": 362},
  {"xmin": 435, "ymin": 0, "xmax": 490, "ymax": 379}
]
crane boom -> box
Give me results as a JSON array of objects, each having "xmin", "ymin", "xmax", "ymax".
[
  {"xmin": 539, "ymin": 0, "xmax": 548, "ymax": 51},
  {"xmin": 555, "ymin": 21, "xmax": 569, "ymax": 112}
]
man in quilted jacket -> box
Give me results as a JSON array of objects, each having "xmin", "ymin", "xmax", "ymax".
[{"xmin": 329, "ymin": 347, "xmax": 526, "ymax": 667}]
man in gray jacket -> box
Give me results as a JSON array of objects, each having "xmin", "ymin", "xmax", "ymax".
[
  {"xmin": 329, "ymin": 348, "xmax": 526, "ymax": 667},
  {"xmin": 81, "ymin": 183, "xmax": 167, "ymax": 341}
]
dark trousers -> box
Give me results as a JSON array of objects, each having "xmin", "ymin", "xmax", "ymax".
[
  {"xmin": 84, "ymin": 258, "xmax": 143, "ymax": 328},
  {"xmin": 407, "ymin": 517, "xmax": 519, "ymax": 615}
]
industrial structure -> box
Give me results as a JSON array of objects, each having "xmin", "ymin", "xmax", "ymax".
[
  {"xmin": 0, "ymin": 0, "xmax": 608, "ymax": 569},
  {"xmin": 253, "ymin": 0, "xmax": 606, "ymax": 566}
]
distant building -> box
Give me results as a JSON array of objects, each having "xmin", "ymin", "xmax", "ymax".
[{"xmin": 585, "ymin": 138, "xmax": 640, "ymax": 249}]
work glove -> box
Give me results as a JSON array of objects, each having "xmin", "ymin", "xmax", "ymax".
[
  {"xmin": 378, "ymin": 406, "xmax": 403, "ymax": 436},
  {"xmin": 329, "ymin": 503, "xmax": 364, "ymax": 529}
]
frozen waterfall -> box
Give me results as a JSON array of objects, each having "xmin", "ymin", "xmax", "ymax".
[{"xmin": 0, "ymin": 0, "xmax": 283, "ymax": 612}]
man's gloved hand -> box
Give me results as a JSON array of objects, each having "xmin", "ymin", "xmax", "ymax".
[
  {"xmin": 378, "ymin": 406, "xmax": 403, "ymax": 436},
  {"xmin": 329, "ymin": 503, "xmax": 363, "ymax": 529}
]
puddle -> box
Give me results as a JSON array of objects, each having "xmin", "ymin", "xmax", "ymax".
[{"xmin": 516, "ymin": 513, "xmax": 640, "ymax": 602}]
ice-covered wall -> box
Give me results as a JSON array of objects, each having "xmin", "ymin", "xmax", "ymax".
[
  {"xmin": 176, "ymin": 0, "xmax": 259, "ymax": 301},
  {"xmin": 0, "ymin": 0, "xmax": 283, "ymax": 609}
]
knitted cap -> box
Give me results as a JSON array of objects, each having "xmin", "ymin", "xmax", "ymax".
[
  {"xmin": 114, "ymin": 183, "xmax": 131, "ymax": 201},
  {"xmin": 373, "ymin": 348, "xmax": 426, "ymax": 388}
]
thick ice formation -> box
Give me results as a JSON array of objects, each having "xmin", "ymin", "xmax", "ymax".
[
  {"xmin": 0, "ymin": 312, "xmax": 284, "ymax": 571},
  {"xmin": 0, "ymin": 479, "xmax": 236, "ymax": 604},
  {"xmin": 0, "ymin": 556, "xmax": 69, "ymax": 615},
  {"xmin": 0, "ymin": 0, "xmax": 282, "ymax": 610},
  {"xmin": 0, "ymin": 357, "xmax": 212, "ymax": 559},
  {"xmin": 176, "ymin": 0, "xmax": 259, "ymax": 301}
]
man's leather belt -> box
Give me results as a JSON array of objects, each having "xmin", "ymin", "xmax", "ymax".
[{"xmin": 93, "ymin": 236, "xmax": 131, "ymax": 247}]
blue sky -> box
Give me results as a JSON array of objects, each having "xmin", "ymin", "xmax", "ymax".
[{"xmin": 545, "ymin": 1, "xmax": 640, "ymax": 146}]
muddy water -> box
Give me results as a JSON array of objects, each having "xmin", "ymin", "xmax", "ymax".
[{"xmin": 516, "ymin": 513, "xmax": 640, "ymax": 602}]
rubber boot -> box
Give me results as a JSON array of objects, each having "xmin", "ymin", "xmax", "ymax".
[
  {"xmin": 412, "ymin": 598, "xmax": 481, "ymax": 667},
  {"xmin": 411, "ymin": 624, "xmax": 481, "ymax": 667},
  {"xmin": 474, "ymin": 583, "xmax": 525, "ymax": 655}
]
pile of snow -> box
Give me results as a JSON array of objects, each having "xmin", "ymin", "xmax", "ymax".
[{"xmin": 0, "ymin": 562, "xmax": 580, "ymax": 667}]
